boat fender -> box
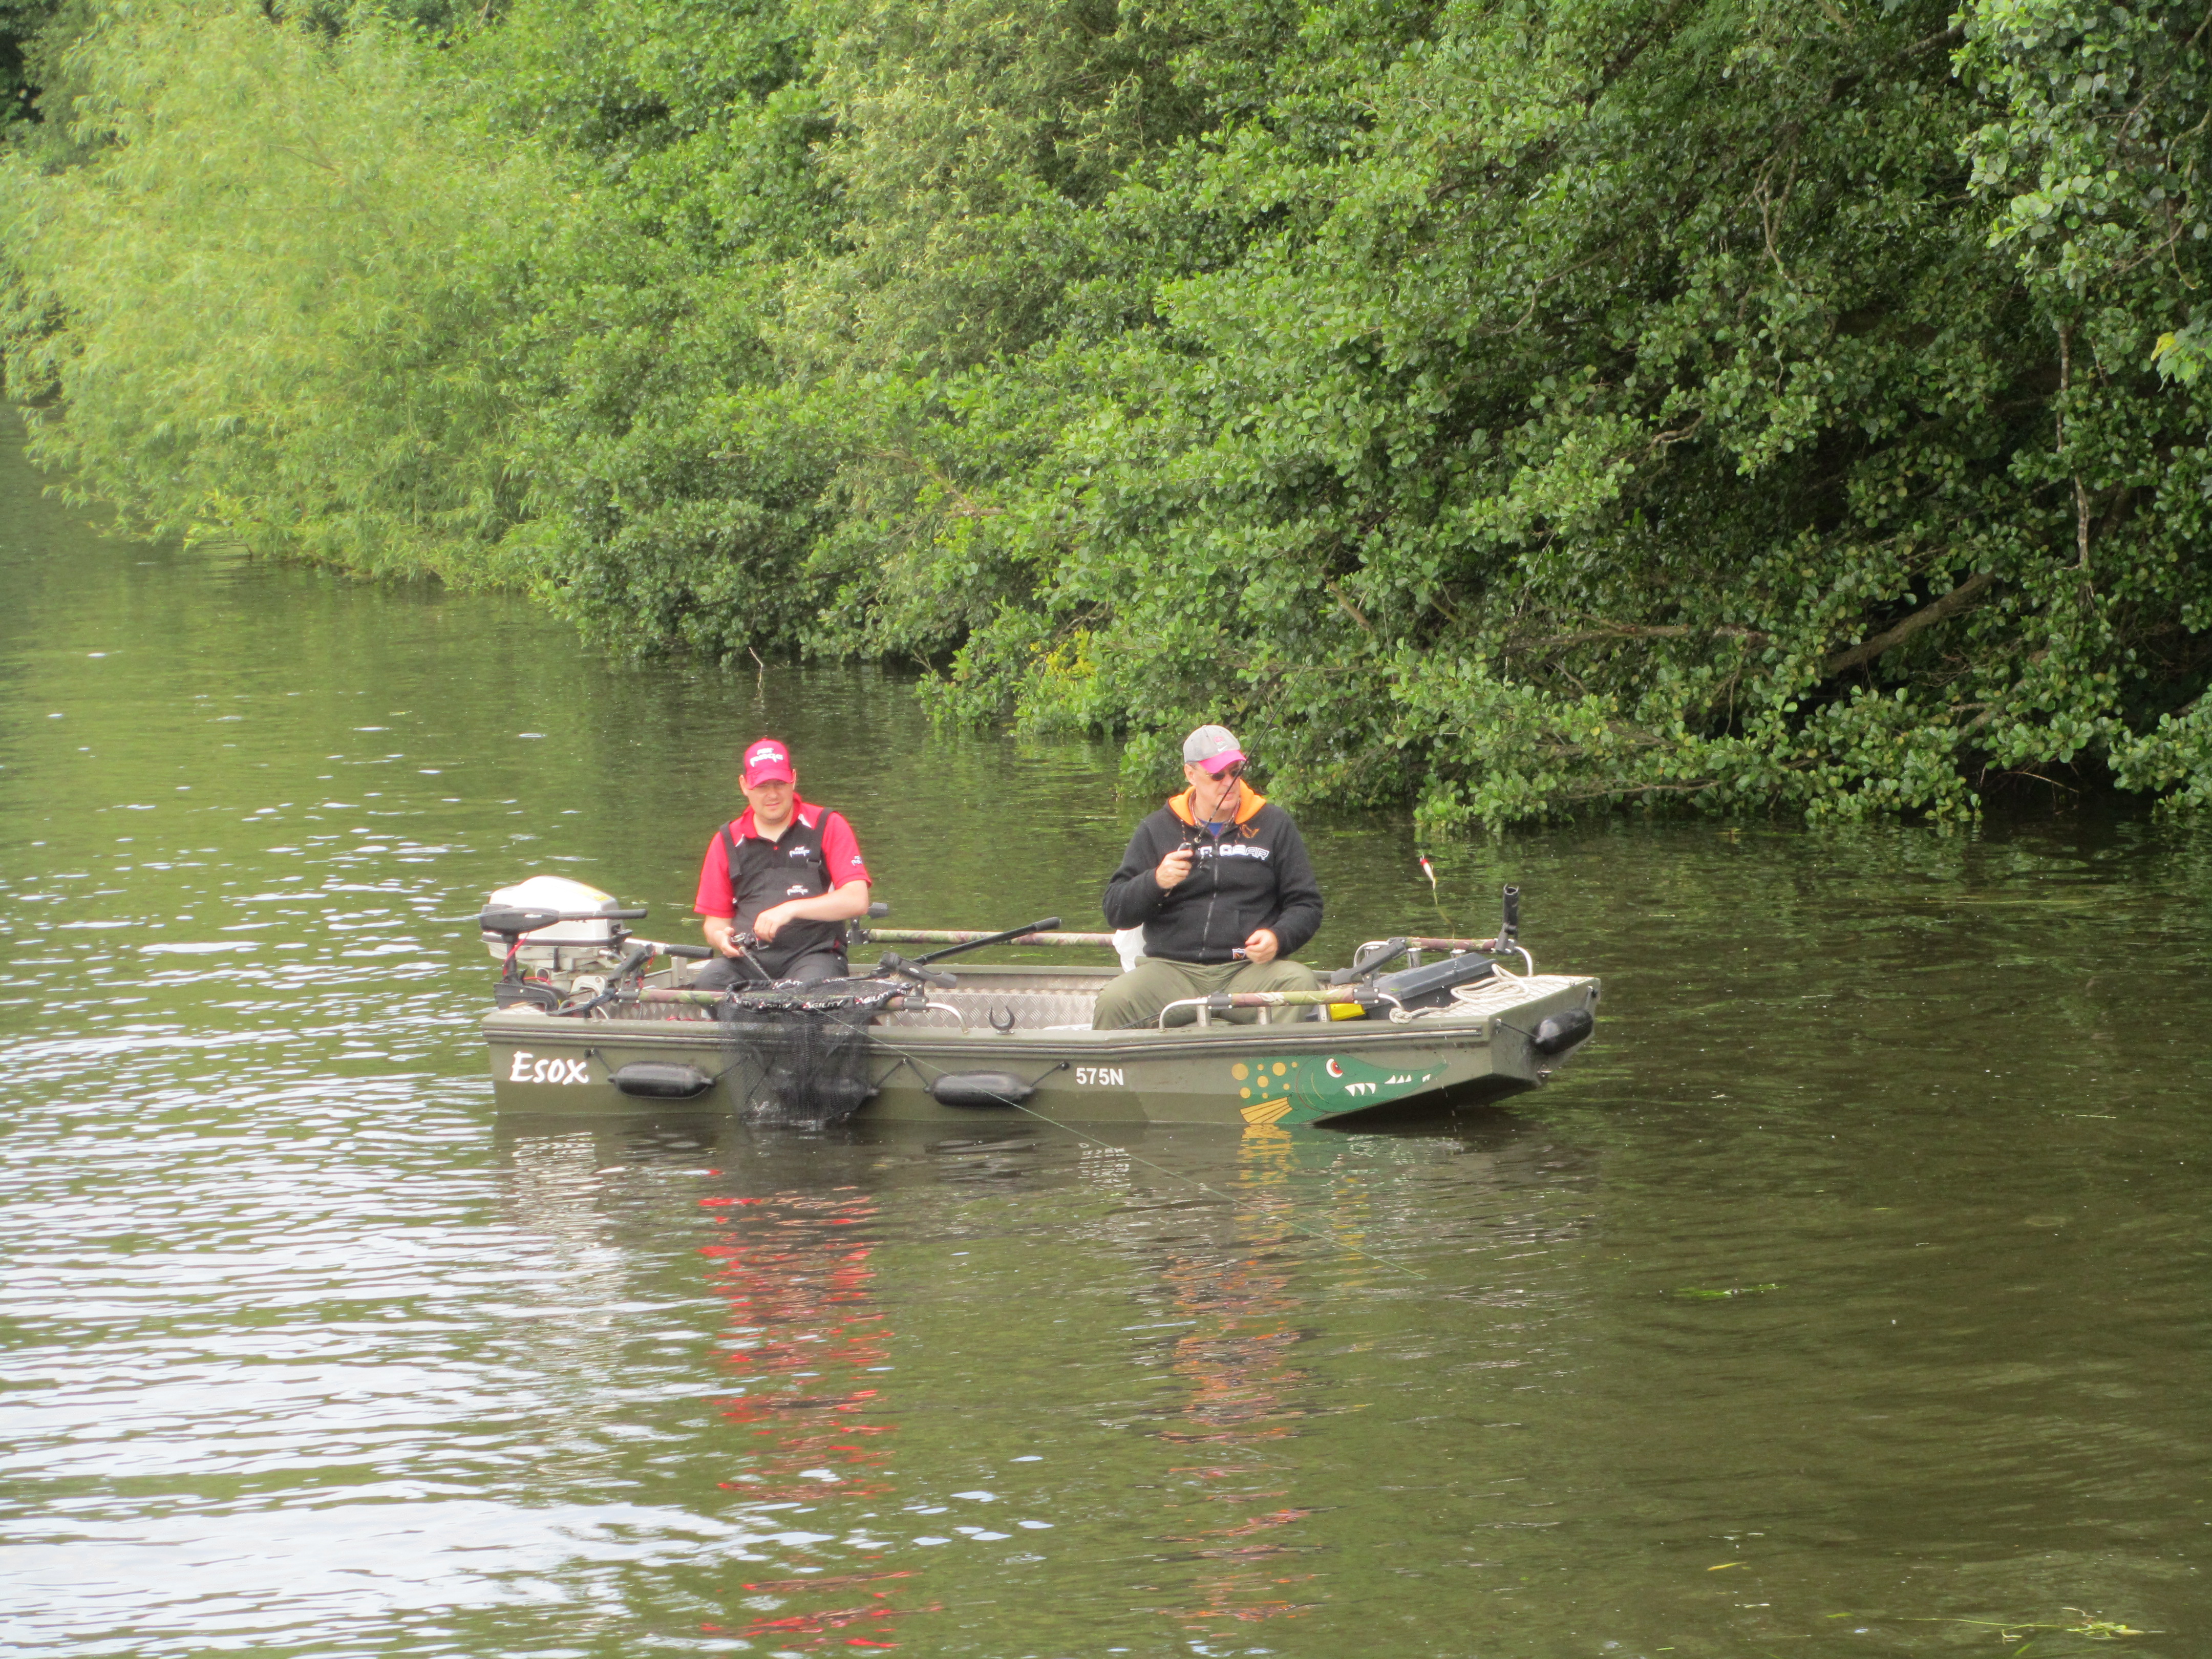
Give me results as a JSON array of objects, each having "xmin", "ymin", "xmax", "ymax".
[
  {"xmin": 1532, "ymin": 1008, "xmax": 1595, "ymax": 1055},
  {"xmin": 611, "ymin": 1062, "xmax": 716, "ymax": 1100},
  {"xmin": 929, "ymin": 1071, "xmax": 1034, "ymax": 1108}
]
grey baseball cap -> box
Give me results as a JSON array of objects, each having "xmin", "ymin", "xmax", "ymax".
[{"xmin": 1181, "ymin": 724, "xmax": 1246, "ymax": 775}]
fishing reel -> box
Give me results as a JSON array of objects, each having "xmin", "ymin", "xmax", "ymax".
[
  {"xmin": 710, "ymin": 928, "xmax": 786, "ymax": 988},
  {"xmin": 874, "ymin": 915, "xmax": 1062, "ymax": 991},
  {"xmin": 873, "ymin": 950, "xmax": 959, "ymax": 990}
]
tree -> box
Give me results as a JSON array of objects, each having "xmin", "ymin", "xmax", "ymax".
[
  {"xmin": 0, "ymin": 1, "xmax": 556, "ymax": 579},
  {"xmin": 7, "ymin": 0, "xmax": 2211, "ymax": 825}
]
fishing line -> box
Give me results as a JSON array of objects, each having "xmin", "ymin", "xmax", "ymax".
[
  {"xmin": 1418, "ymin": 850, "xmax": 1457, "ymax": 937},
  {"xmin": 1195, "ymin": 768, "xmax": 1236, "ymax": 840},
  {"xmin": 1189, "ymin": 763, "xmax": 1245, "ymax": 956}
]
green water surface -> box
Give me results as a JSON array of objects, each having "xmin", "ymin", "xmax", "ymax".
[{"xmin": 1, "ymin": 433, "xmax": 2207, "ymax": 1658}]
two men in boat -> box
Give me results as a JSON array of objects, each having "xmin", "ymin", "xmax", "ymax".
[
  {"xmin": 1093, "ymin": 725, "xmax": 1324, "ymax": 1029},
  {"xmin": 689, "ymin": 722, "xmax": 1316, "ymax": 1018},
  {"xmin": 693, "ymin": 737, "xmax": 872, "ymax": 988}
]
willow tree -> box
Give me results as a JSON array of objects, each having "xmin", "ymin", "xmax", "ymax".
[{"xmin": 0, "ymin": 2, "xmax": 553, "ymax": 578}]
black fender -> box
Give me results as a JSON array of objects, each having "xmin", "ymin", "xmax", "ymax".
[
  {"xmin": 611, "ymin": 1062, "xmax": 716, "ymax": 1100},
  {"xmin": 929, "ymin": 1071, "xmax": 1034, "ymax": 1108}
]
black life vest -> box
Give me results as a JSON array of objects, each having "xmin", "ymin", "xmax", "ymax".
[{"xmin": 721, "ymin": 812, "xmax": 847, "ymax": 974}]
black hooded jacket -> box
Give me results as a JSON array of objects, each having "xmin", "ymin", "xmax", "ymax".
[{"xmin": 1101, "ymin": 788, "xmax": 1324, "ymax": 965}]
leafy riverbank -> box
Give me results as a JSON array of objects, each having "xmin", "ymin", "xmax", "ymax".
[{"xmin": 4, "ymin": 0, "xmax": 2210, "ymax": 827}]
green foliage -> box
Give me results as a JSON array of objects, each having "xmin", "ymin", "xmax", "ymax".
[
  {"xmin": 1958, "ymin": 0, "xmax": 2212, "ymax": 806},
  {"xmin": 5, "ymin": 0, "xmax": 2212, "ymax": 824},
  {"xmin": 918, "ymin": 0, "xmax": 2212, "ymax": 827},
  {"xmin": 0, "ymin": 1, "xmax": 559, "ymax": 577},
  {"xmin": 459, "ymin": 0, "xmax": 830, "ymax": 649}
]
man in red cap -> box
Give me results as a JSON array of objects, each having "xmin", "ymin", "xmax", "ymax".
[{"xmin": 692, "ymin": 738, "xmax": 872, "ymax": 987}]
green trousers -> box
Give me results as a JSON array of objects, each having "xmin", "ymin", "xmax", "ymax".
[{"xmin": 1091, "ymin": 955, "xmax": 1322, "ymax": 1031}]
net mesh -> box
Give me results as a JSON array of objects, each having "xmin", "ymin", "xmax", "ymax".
[{"xmin": 712, "ymin": 982, "xmax": 891, "ymax": 1129}]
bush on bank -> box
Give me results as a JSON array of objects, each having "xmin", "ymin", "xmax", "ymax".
[
  {"xmin": 2, "ymin": 0, "xmax": 2209, "ymax": 827},
  {"xmin": 0, "ymin": 3, "xmax": 554, "ymax": 579}
]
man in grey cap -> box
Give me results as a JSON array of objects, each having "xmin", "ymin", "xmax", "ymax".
[{"xmin": 1093, "ymin": 725, "xmax": 1325, "ymax": 1029}]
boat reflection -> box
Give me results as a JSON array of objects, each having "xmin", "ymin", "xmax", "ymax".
[
  {"xmin": 493, "ymin": 1118, "xmax": 927, "ymax": 1651},
  {"xmin": 488, "ymin": 1109, "xmax": 1584, "ymax": 1648},
  {"xmin": 1110, "ymin": 1128, "xmax": 1328, "ymax": 1633},
  {"xmin": 1095, "ymin": 1112, "xmax": 1580, "ymax": 1635},
  {"xmin": 697, "ymin": 1172, "xmax": 918, "ymax": 1651}
]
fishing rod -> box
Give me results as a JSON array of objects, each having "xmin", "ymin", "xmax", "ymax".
[
  {"xmin": 551, "ymin": 933, "xmax": 724, "ymax": 1015},
  {"xmin": 861, "ymin": 927, "xmax": 1118, "ymax": 949},
  {"xmin": 874, "ymin": 917, "xmax": 1062, "ymax": 989}
]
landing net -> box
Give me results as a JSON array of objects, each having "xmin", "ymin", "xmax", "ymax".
[{"xmin": 712, "ymin": 980, "xmax": 900, "ymax": 1129}]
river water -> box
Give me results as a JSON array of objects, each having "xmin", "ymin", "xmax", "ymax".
[{"xmin": 1, "ymin": 430, "xmax": 2206, "ymax": 1659}]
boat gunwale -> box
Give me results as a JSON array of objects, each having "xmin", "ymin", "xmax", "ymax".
[{"xmin": 481, "ymin": 971, "xmax": 1599, "ymax": 1062}]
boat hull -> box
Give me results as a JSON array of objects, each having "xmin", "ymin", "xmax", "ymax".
[{"xmin": 483, "ymin": 965, "xmax": 1600, "ymax": 1130}]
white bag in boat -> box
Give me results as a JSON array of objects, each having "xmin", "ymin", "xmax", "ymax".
[{"xmin": 1113, "ymin": 926, "xmax": 1146, "ymax": 972}]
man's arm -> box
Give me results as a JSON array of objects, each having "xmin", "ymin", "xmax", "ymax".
[
  {"xmin": 740, "ymin": 811, "xmax": 876, "ymax": 944},
  {"xmin": 754, "ymin": 879, "xmax": 871, "ymax": 942},
  {"xmin": 1264, "ymin": 815, "xmax": 1324, "ymax": 956},
  {"xmin": 695, "ymin": 831, "xmax": 739, "ymax": 954},
  {"xmin": 1103, "ymin": 817, "xmax": 1178, "ymax": 928}
]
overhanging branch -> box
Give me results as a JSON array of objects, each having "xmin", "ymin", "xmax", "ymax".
[{"xmin": 1822, "ymin": 571, "xmax": 1995, "ymax": 678}]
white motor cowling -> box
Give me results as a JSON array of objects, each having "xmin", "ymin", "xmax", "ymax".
[{"xmin": 482, "ymin": 875, "xmax": 633, "ymax": 972}]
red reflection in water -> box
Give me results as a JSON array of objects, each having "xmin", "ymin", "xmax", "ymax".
[
  {"xmin": 1148, "ymin": 1133, "xmax": 1322, "ymax": 1630},
  {"xmin": 698, "ymin": 1187, "xmax": 924, "ymax": 1650}
]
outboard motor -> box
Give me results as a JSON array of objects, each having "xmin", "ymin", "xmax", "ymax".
[
  {"xmin": 480, "ymin": 876, "xmax": 647, "ymax": 1009},
  {"xmin": 481, "ymin": 876, "xmax": 637, "ymax": 970}
]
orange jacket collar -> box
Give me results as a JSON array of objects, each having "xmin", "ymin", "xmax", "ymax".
[{"xmin": 1169, "ymin": 785, "xmax": 1267, "ymax": 828}]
